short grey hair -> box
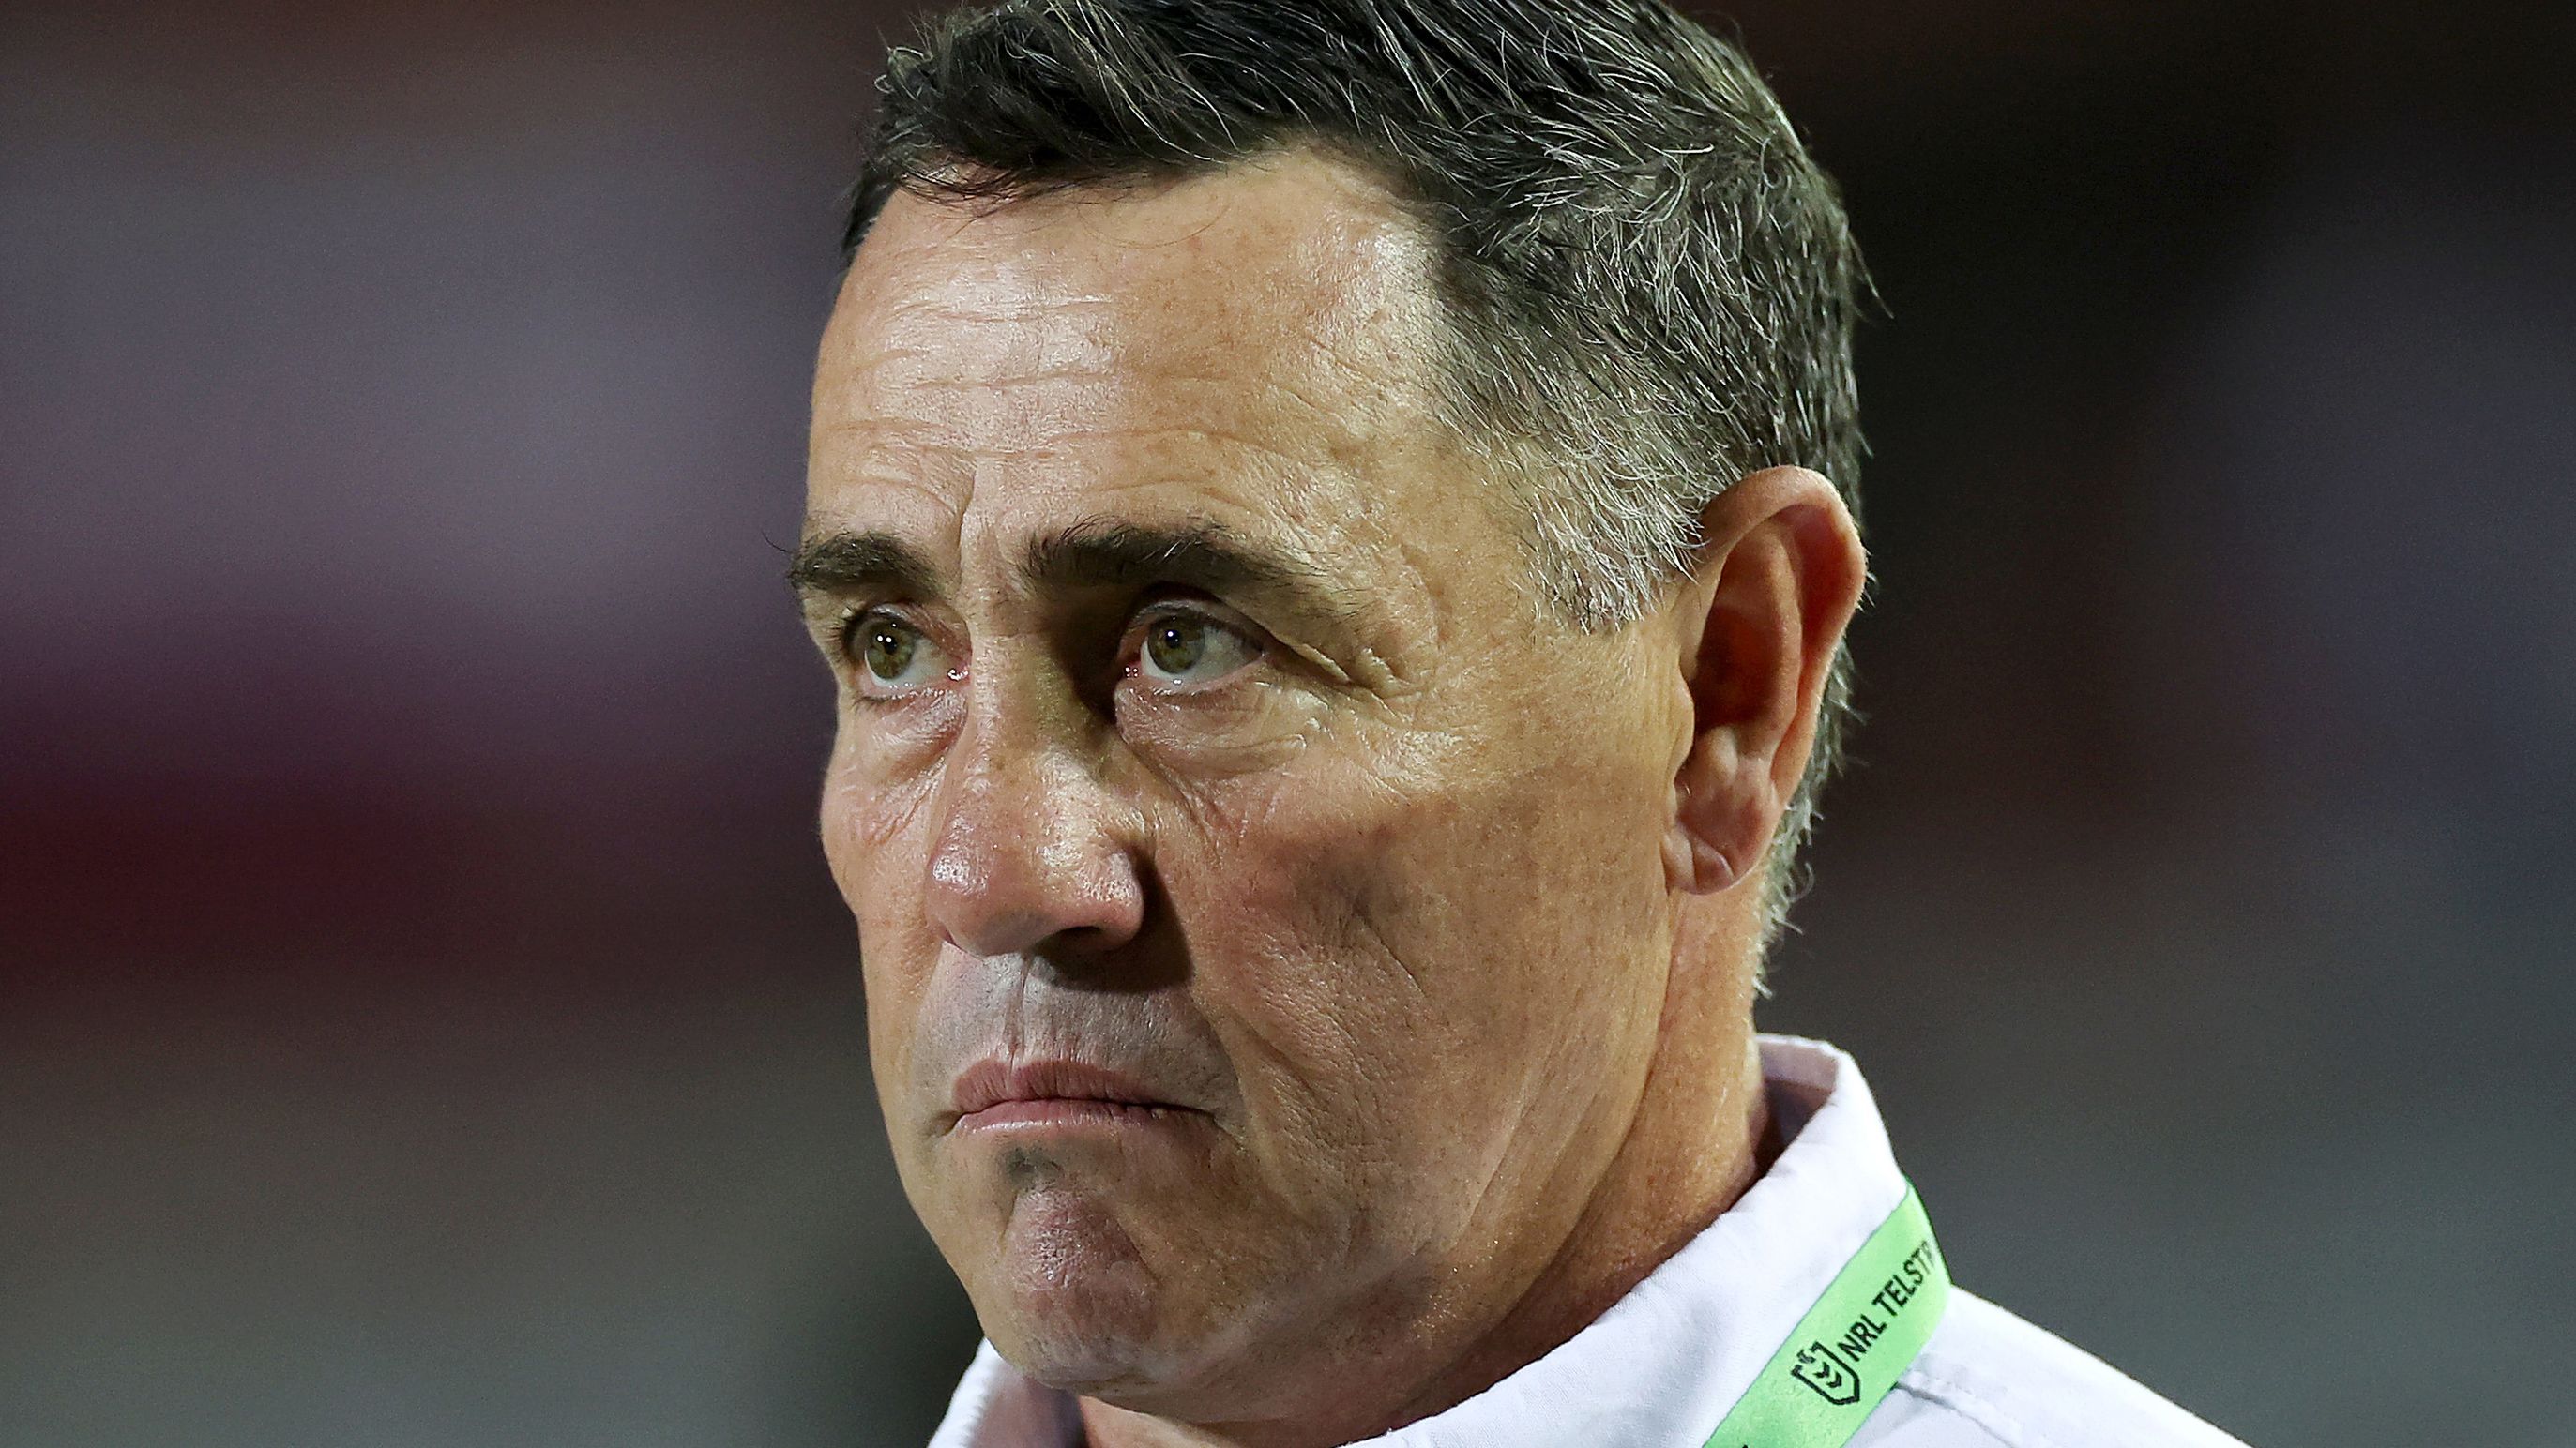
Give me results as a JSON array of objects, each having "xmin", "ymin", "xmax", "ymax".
[{"xmin": 842, "ymin": 0, "xmax": 1869, "ymax": 947}]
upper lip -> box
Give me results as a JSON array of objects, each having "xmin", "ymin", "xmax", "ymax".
[{"xmin": 948, "ymin": 1058, "xmax": 1192, "ymax": 1124}]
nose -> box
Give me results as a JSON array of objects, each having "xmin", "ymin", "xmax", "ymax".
[{"xmin": 924, "ymin": 709, "xmax": 1146, "ymax": 960}]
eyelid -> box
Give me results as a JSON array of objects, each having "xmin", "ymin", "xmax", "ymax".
[
  {"xmin": 839, "ymin": 599, "xmax": 934, "ymax": 646},
  {"xmin": 1126, "ymin": 597, "xmax": 1267, "ymax": 654}
]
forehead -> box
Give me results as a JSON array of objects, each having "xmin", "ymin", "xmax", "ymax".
[{"xmin": 807, "ymin": 152, "xmax": 1467, "ymax": 558}]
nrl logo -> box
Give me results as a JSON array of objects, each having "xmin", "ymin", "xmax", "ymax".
[{"xmin": 1791, "ymin": 1340, "xmax": 1862, "ymax": 1406}]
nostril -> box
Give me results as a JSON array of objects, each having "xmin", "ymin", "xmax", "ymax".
[{"xmin": 1049, "ymin": 923, "xmax": 1117, "ymax": 954}]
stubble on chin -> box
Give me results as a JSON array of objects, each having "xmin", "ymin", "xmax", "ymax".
[{"xmin": 974, "ymin": 1151, "xmax": 1172, "ymax": 1395}]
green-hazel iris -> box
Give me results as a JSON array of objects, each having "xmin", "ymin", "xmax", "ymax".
[
  {"xmin": 1144, "ymin": 614, "xmax": 1209, "ymax": 677},
  {"xmin": 861, "ymin": 617, "xmax": 918, "ymax": 683}
]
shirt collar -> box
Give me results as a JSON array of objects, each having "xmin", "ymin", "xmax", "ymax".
[{"xmin": 930, "ymin": 1034, "xmax": 1906, "ymax": 1448}]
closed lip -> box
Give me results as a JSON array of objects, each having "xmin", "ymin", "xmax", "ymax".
[{"xmin": 947, "ymin": 1058, "xmax": 1202, "ymax": 1132}]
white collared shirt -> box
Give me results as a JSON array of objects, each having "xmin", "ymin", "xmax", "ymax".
[{"xmin": 927, "ymin": 1035, "xmax": 2250, "ymax": 1447}]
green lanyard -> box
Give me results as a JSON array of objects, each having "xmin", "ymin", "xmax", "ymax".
[{"xmin": 1700, "ymin": 1184, "xmax": 1949, "ymax": 1448}]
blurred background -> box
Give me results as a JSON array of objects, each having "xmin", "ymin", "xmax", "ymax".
[{"xmin": 4, "ymin": 0, "xmax": 2571, "ymax": 1443}]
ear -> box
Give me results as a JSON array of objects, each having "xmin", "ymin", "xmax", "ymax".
[{"xmin": 1663, "ymin": 467, "xmax": 1867, "ymax": 896}]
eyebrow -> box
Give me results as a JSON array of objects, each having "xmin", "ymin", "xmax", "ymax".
[
  {"xmin": 787, "ymin": 530, "xmax": 941, "ymax": 602},
  {"xmin": 791, "ymin": 517, "xmax": 1359, "ymax": 623},
  {"xmin": 1021, "ymin": 517, "xmax": 1337, "ymax": 605}
]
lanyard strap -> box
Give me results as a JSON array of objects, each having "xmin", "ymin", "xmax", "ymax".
[{"xmin": 1700, "ymin": 1184, "xmax": 1950, "ymax": 1448}]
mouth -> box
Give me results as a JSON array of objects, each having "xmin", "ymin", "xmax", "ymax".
[{"xmin": 946, "ymin": 1058, "xmax": 1205, "ymax": 1135}]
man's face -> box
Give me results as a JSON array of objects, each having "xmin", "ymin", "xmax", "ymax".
[{"xmin": 801, "ymin": 155, "xmax": 1692, "ymax": 1411}]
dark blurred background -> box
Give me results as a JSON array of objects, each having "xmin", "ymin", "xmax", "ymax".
[{"xmin": 5, "ymin": 1, "xmax": 2571, "ymax": 1443}]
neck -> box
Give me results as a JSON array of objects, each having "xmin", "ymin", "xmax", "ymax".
[{"xmin": 1082, "ymin": 917, "xmax": 1773, "ymax": 1448}]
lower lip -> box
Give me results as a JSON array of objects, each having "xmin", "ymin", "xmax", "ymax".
[{"xmin": 954, "ymin": 1098, "xmax": 1192, "ymax": 1132}]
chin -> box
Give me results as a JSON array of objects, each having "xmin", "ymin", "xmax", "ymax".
[
  {"xmin": 992, "ymin": 1275, "xmax": 1171, "ymax": 1396},
  {"xmin": 989, "ymin": 1239, "xmax": 1319, "ymax": 1423},
  {"xmin": 977, "ymin": 1184, "xmax": 1192, "ymax": 1396}
]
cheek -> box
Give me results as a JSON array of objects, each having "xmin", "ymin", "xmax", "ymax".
[
  {"xmin": 820, "ymin": 748, "xmax": 907, "ymax": 920},
  {"xmin": 819, "ymin": 733, "xmax": 947, "ymax": 1107},
  {"xmin": 1134, "ymin": 780, "xmax": 1420, "ymax": 1226},
  {"xmin": 819, "ymin": 703, "xmax": 951, "ymax": 905},
  {"xmin": 1141, "ymin": 803, "xmax": 1405, "ymax": 1200},
  {"xmin": 1161, "ymin": 709, "xmax": 1672, "ymax": 1219}
]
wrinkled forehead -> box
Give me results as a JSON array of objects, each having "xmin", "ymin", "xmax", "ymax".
[{"xmin": 806, "ymin": 154, "xmax": 1465, "ymax": 560}]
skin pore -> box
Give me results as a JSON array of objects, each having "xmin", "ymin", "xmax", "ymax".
[{"xmin": 797, "ymin": 150, "xmax": 1866, "ymax": 1448}]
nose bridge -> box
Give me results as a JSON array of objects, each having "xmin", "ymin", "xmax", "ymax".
[
  {"xmin": 942, "ymin": 673, "xmax": 1081, "ymax": 859},
  {"xmin": 926, "ymin": 651, "xmax": 1141, "ymax": 958}
]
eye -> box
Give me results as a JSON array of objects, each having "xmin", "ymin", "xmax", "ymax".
[
  {"xmin": 1131, "ymin": 608, "xmax": 1260, "ymax": 689},
  {"xmin": 847, "ymin": 611, "xmax": 952, "ymax": 698}
]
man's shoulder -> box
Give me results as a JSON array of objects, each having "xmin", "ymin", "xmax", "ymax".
[{"xmin": 1854, "ymin": 1290, "xmax": 2250, "ymax": 1448}]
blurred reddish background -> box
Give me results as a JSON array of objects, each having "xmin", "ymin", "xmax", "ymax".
[{"xmin": 5, "ymin": 2, "xmax": 2571, "ymax": 1443}]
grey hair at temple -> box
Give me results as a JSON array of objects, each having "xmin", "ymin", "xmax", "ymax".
[{"xmin": 839, "ymin": 0, "xmax": 1871, "ymax": 948}]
